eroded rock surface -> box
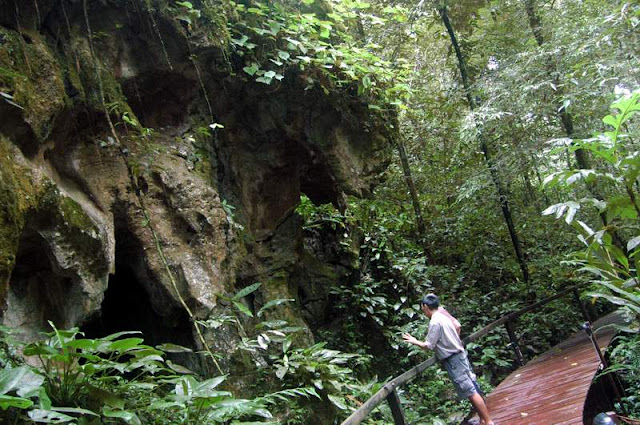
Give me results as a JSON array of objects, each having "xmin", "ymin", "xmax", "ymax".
[{"xmin": 0, "ymin": 0, "xmax": 394, "ymax": 381}]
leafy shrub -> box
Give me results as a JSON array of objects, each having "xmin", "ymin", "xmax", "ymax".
[
  {"xmin": 0, "ymin": 322, "xmax": 274, "ymax": 424},
  {"xmin": 543, "ymin": 89, "xmax": 640, "ymax": 322},
  {"xmin": 609, "ymin": 333, "xmax": 640, "ymax": 417}
]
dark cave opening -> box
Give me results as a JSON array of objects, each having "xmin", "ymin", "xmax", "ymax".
[
  {"xmin": 121, "ymin": 72, "xmax": 196, "ymax": 129},
  {"xmin": 7, "ymin": 226, "xmax": 75, "ymax": 333},
  {"xmin": 82, "ymin": 229, "xmax": 194, "ymax": 351}
]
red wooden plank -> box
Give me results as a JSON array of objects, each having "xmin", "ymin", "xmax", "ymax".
[{"xmin": 484, "ymin": 312, "xmax": 626, "ymax": 425}]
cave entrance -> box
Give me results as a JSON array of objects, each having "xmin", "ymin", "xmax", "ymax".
[
  {"xmin": 82, "ymin": 229, "xmax": 194, "ymax": 352},
  {"xmin": 5, "ymin": 225, "xmax": 77, "ymax": 339}
]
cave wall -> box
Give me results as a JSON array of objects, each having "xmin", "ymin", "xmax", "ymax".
[{"xmin": 0, "ymin": 0, "xmax": 394, "ymax": 379}]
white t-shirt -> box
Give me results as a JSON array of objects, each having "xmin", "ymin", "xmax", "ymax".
[{"xmin": 425, "ymin": 309, "xmax": 465, "ymax": 360}]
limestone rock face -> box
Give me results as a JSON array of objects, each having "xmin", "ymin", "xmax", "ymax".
[{"xmin": 0, "ymin": 0, "xmax": 394, "ymax": 378}]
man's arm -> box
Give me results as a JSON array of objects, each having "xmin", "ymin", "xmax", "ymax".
[
  {"xmin": 402, "ymin": 332, "xmax": 429, "ymax": 350},
  {"xmin": 441, "ymin": 308, "xmax": 461, "ymax": 335},
  {"xmin": 403, "ymin": 322, "xmax": 442, "ymax": 351}
]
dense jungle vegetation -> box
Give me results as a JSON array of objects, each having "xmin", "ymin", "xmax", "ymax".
[{"xmin": 1, "ymin": 0, "xmax": 639, "ymax": 424}]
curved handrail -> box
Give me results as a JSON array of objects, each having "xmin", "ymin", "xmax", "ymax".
[{"xmin": 340, "ymin": 284, "xmax": 588, "ymax": 425}]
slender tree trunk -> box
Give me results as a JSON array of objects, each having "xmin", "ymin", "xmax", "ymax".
[
  {"xmin": 396, "ymin": 136, "xmax": 427, "ymax": 240},
  {"xmin": 523, "ymin": 0, "xmax": 627, "ymax": 252},
  {"xmin": 522, "ymin": 172, "xmax": 535, "ymax": 206},
  {"xmin": 531, "ymin": 155, "xmax": 551, "ymax": 206},
  {"xmin": 385, "ymin": 19, "xmax": 430, "ymax": 254},
  {"xmin": 522, "ymin": 0, "xmax": 590, "ymax": 168},
  {"xmin": 438, "ymin": 4, "xmax": 530, "ymax": 283}
]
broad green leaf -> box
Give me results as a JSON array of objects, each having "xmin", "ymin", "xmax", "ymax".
[
  {"xmin": 108, "ymin": 338, "xmax": 145, "ymax": 352},
  {"xmin": 268, "ymin": 22, "xmax": 281, "ymax": 36},
  {"xmin": 283, "ymin": 337, "xmax": 292, "ymax": 353},
  {"xmin": 28, "ymin": 408, "xmax": 75, "ymax": 423},
  {"xmin": 627, "ymin": 236, "xmax": 640, "ymax": 252},
  {"xmin": 101, "ymin": 331, "xmax": 142, "ymax": 341},
  {"xmin": 231, "ymin": 35, "xmax": 249, "ymax": 47},
  {"xmin": 243, "ymin": 63, "xmax": 260, "ymax": 76},
  {"xmin": 157, "ymin": 343, "xmax": 193, "ymax": 353},
  {"xmin": 602, "ymin": 114, "xmax": 618, "ymax": 128},
  {"xmin": 102, "ymin": 407, "xmax": 142, "ymax": 425},
  {"xmin": 233, "ymin": 282, "xmax": 262, "ymax": 300},
  {"xmin": 275, "ymin": 365, "xmax": 288, "ymax": 379},
  {"xmin": 233, "ymin": 300, "xmax": 254, "ymax": 317},
  {"xmin": 257, "ymin": 298, "xmax": 294, "ymax": 317},
  {"xmin": 166, "ymin": 360, "xmax": 194, "ymax": 375},
  {"xmin": 53, "ymin": 406, "xmax": 99, "ymax": 416},
  {"xmin": 0, "ymin": 394, "xmax": 33, "ymax": 410},
  {"xmin": 67, "ymin": 339, "xmax": 98, "ymax": 351},
  {"xmin": 362, "ymin": 74, "xmax": 372, "ymax": 89},
  {"xmin": 23, "ymin": 343, "xmax": 58, "ymax": 357},
  {"xmin": 327, "ymin": 394, "xmax": 348, "ymax": 410},
  {"xmin": 277, "ymin": 50, "xmax": 290, "ymax": 61},
  {"xmin": 0, "ymin": 366, "xmax": 44, "ymax": 396}
]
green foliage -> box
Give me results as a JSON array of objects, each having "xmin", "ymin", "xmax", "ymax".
[
  {"xmin": 609, "ymin": 333, "xmax": 640, "ymax": 417},
  {"xmin": 228, "ymin": 0, "xmax": 411, "ymax": 105},
  {"xmin": 271, "ymin": 342, "xmax": 372, "ymax": 415},
  {"xmin": 543, "ymin": 90, "xmax": 640, "ymax": 321},
  {"xmin": 542, "ymin": 89, "xmax": 640, "ymax": 416},
  {"xmin": 199, "ymin": 284, "xmax": 375, "ymax": 422},
  {"xmin": 295, "ymin": 195, "xmax": 345, "ymax": 231},
  {"xmin": 0, "ymin": 323, "xmax": 275, "ymax": 424}
]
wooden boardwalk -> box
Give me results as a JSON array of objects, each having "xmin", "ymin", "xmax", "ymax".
[{"xmin": 484, "ymin": 312, "xmax": 626, "ymax": 425}]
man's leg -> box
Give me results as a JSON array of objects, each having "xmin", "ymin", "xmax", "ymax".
[{"xmin": 468, "ymin": 392, "xmax": 493, "ymax": 425}]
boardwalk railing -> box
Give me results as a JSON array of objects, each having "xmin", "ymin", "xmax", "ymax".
[{"xmin": 341, "ymin": 285, "xmax": 592, "ymax": 425}]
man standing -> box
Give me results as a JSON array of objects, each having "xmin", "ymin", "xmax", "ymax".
[{"xmin": 403, "ymin": 294, "xmax": 494, "ymax": 425}]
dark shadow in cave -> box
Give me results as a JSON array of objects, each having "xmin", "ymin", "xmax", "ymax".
[
  {"xmin": 82, "ymin": 263, "xmax": 192, "ymax": 349},
  {"xmin": 82, "ymin": 229, "xmax": 194, "ymax": 352},
  {"xmin": 120, "ymin": 72, "xmax": 196, "ymax": 129},
  {"xmin": 7, "ymin": 225, "xmax": 75, "ymax": 333}
]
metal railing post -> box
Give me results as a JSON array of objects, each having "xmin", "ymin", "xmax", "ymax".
[
  {"xmin": 582, "ymin": 322, "xmax": 624, "ymax": 400},
  {"xmin": 573, "ymin": 289, "xmax": 592, "ymax": 323},
  {"xmin": 386, "ymin": 389, "xmax": 406, "ymax": 425},
  {"xmin": 505, "ymin": 319, "xmax": 525, "ymax": 367}
]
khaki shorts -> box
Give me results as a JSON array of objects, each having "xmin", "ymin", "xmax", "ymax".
[{"xmin": 441, "ymin": 351, "xmax": 479, "ymax": 400}]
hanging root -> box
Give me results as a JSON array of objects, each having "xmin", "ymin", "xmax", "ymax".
[
  {"xmin": 143, "ymin": 0, "xmax": 173, "ymax": 70},
  {"xmin": 13, "ymin": 0, "xmax": 32, "ymax": 74}
]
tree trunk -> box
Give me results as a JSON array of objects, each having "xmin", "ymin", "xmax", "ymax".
[
  {"xmin": 523, "ymin": 0, "xmax": 627, "ymax": 253},
  {"xmin": 396, "ymin": 137, "xmax": 427, "ymax": 239},
  {"xmin": 438, "ymin": 4, "xmax": 530, "ymax": 283},
  {"xmin": 531, "ymin": 155, "xmax": 551, "ymax": 206}
]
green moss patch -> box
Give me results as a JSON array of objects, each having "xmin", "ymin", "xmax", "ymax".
[
  {"xmin": 0, "ymin": 137, "xmax": 38, "ymax": 300},
  {"xmin": 0, "ymin": 28, "xmax": 67, "ymax": 142},
  {"xmin": 58, "ymin": 196, "xmax": 99, "ymax": 235}
]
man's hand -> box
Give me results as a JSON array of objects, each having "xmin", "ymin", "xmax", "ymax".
[
  {"xmin": 402, "ymin": 333, "xmax": 418, "ymax": 345},
  {"xmin": 403, "ymin": 333, "xmax": 428, "ymax": 350}
]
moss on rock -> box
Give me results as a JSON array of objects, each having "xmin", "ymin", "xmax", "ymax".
[
  {"xmin": 0, "ymin": 137, "xmax": 38, "ymax": 302},
  {"xmin": 0, "ymin": 28, "xmax": 67, "ymax": 144},
  {"xmin": 59, "ymin": 196, "xmax": 99, "ymax": 235}
]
